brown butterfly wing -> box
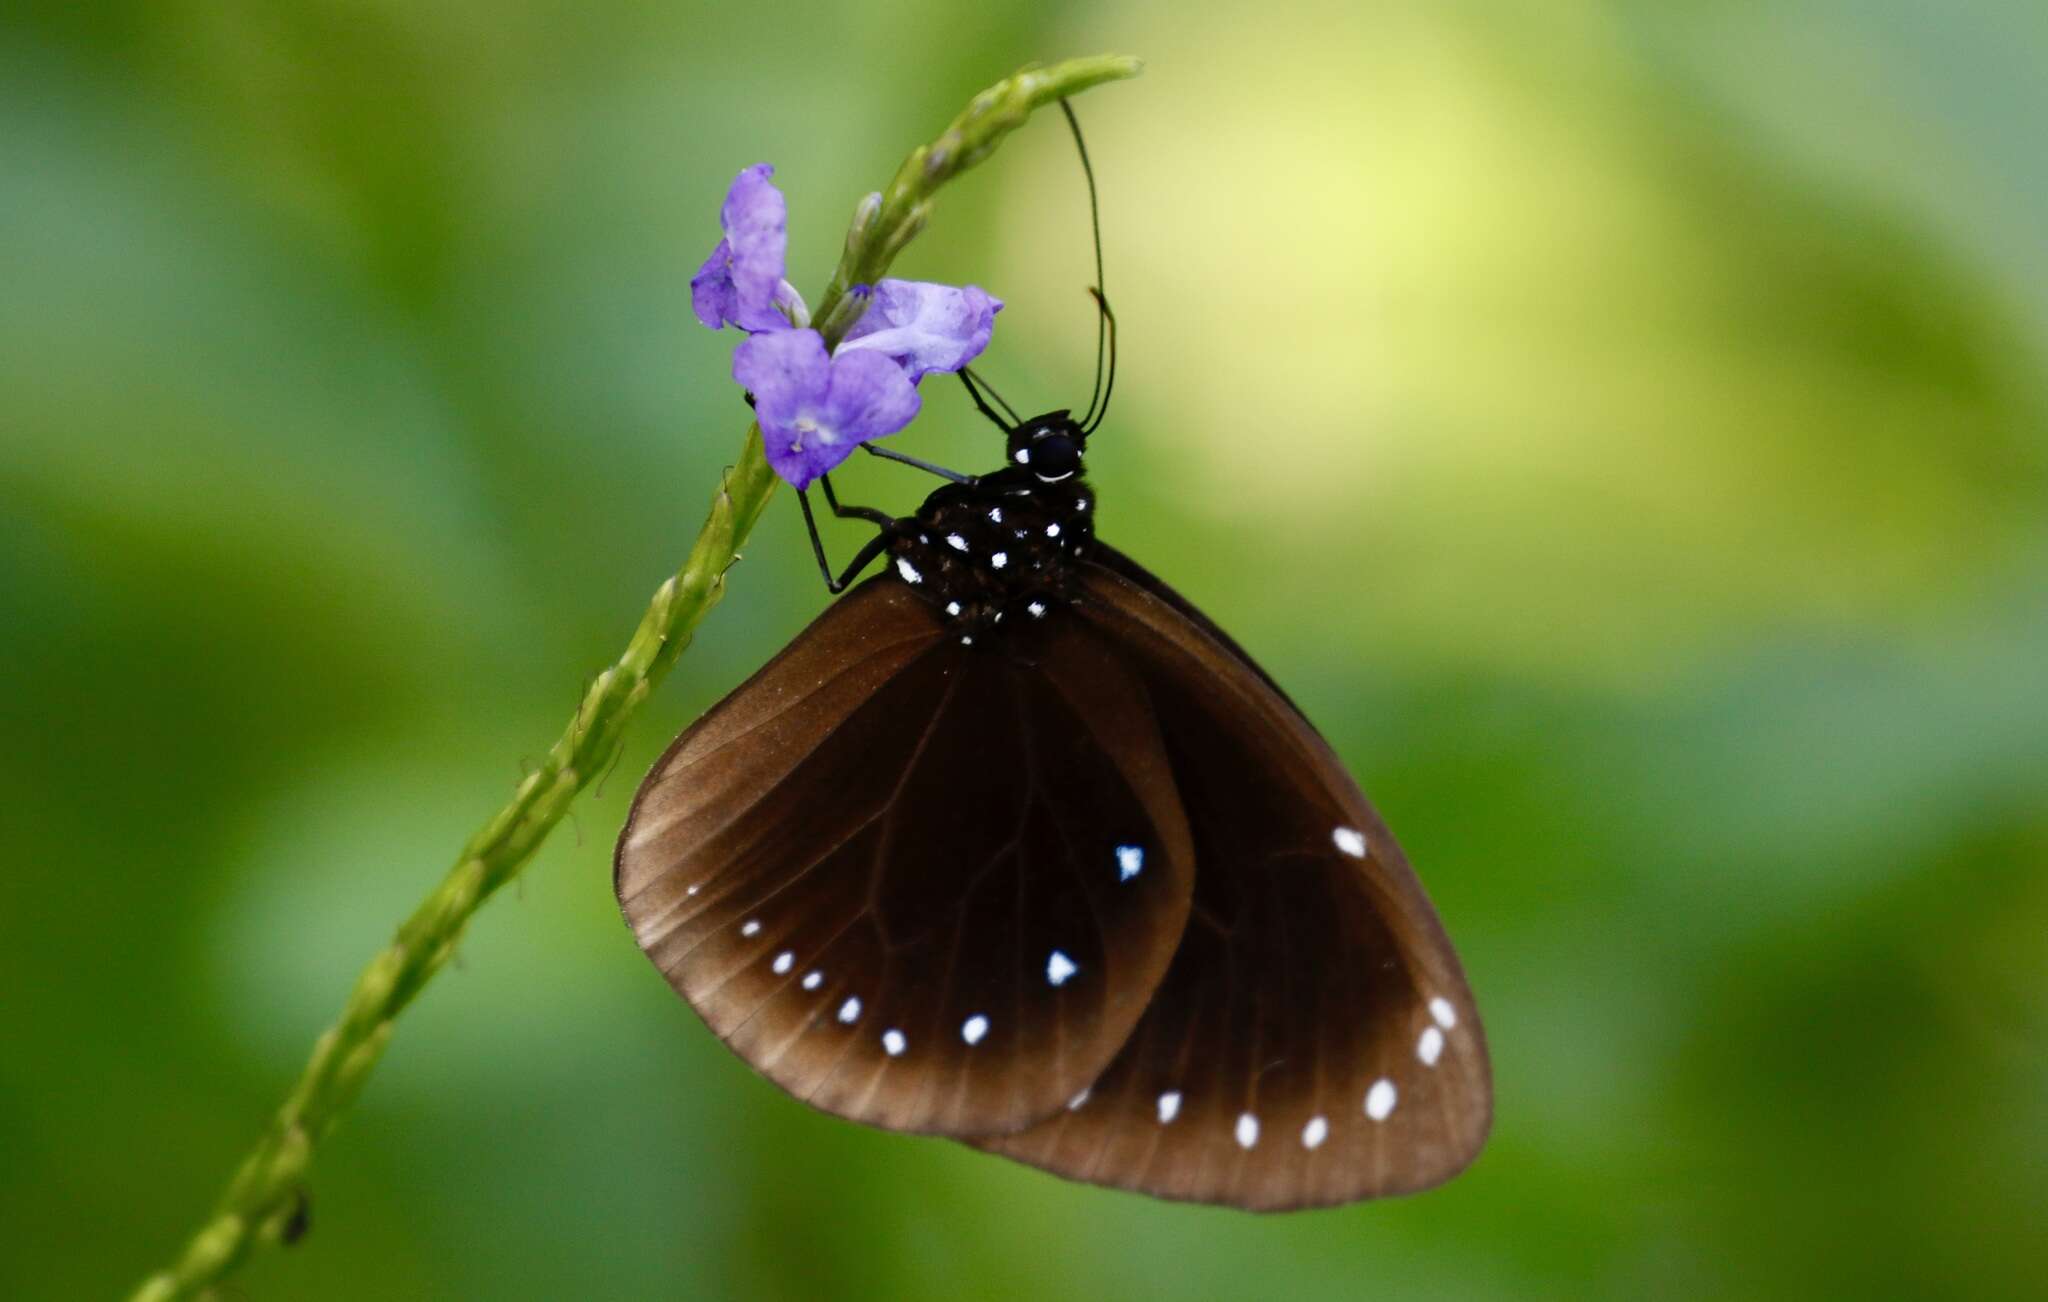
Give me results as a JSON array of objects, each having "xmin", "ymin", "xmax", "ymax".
[
  {"xmin": 975, "ymin": 564, "xmax": 1492, "ymax": 1209},
  {"xmin": 615, "ymin": 577, "xmax": 1197, "ymax": 1137},
  {"xmin": 1085, "ymin": 540, "xmax": 1303, "ymax": 717}
]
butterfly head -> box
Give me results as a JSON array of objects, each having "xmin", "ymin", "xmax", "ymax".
[{"xmin": 1007, "ymin": 411, "xmax": 1087, "ymax": 484}]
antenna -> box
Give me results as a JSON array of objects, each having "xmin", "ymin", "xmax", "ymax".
[
  {"xmin": 1059, "ymin": 99, "xmax": 1116, "ymax": 434},
  {"xmin": 1084, "ymin": 287, "xmax": 1115, "ymax": 437}
]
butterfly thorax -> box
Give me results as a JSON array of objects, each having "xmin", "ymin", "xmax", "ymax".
[{"xmin": 885, "ymin": 466, "xmax": 1096, "ymax": 635}]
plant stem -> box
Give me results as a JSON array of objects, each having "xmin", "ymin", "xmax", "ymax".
[{"xmin": 129, "ymin": 53, "xmax": 1139, "ymax": 1302}]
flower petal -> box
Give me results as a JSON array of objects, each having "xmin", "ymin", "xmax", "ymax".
[
  {"xmin": 735, "ymin": 329, "xmax": 835, "ymax": 485},
  {"xmin": 837, "ymin": 280, "xmax": 1003, "ymax": 380},
  {"xmin": 821, "ymin": 348, "xmax": 922, "ymax": 447},
  {"xmin": 690, "ymin": 239, "xmax": 735, "ymax": 330},
  {"xmin": 721, "ymin": 164, "xmax": 789, "ymax": 331},
  {"xmin": 733, "ymin": 333, "xmax": 925, "ymax": 488},
  {"xmin": 694, "ymin": 164, "xmax": 790, "ymax": 331},
  {"xmin": 734, "ymin": 327, "xmax": 830, "ymax": 421}
]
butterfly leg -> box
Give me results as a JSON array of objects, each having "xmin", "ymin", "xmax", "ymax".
[
  {"xmin": 797, "ymin": 486, "xmax": 897, "ymax": 593},
  {"xmin": 957, "ymin": 368, "xmax": 1013, "ymax": 434},
  {"xmin": 859, "ymin": 442, "xmax": 979, "ymax": 485},
  {"xmin": 819, "ymin": 473, "xmax": 894, "ymax": 527}
]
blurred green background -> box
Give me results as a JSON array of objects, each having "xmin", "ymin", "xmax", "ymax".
[{"xmin": 5, "ymin": 0, "xmax": 2045, "ymax": 1297}]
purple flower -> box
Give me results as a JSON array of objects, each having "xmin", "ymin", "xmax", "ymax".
[
  {"xmin": 838, "ymin": 280, "xmax": 1003, "ymax": 381},
  {"xmin": 691, "ymin": 164, "xmax": 792, "ymax": 332},
  {"xmin": 736, "ymin": 328, "xmax": 920, "ymax": 488},
  {"xmin": 696, "ymin": 164, "xmax": 1007, "ymax": 488}
]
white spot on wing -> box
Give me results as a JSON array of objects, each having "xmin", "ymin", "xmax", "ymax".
[
  {"xmin": 1365, "ymin": 1078, "xmax": 1398, "ymax": 1121},
  {"xmin": 1068, "ymin": 1088, "xmax": 1090, "ymax": 1111},
  {"xmin": 1302, "ymin": 1116, "xmax": 1329, "ymax": 1150},
  {"xmin": 1027, "ymin": 601, "xmax": 1047, "ymax": 619},
  {"xmin": 1418, "ymin": 1025, "xmax": 1445, "ymax": 1066},
  {"xmin": 1157, "ymin": 1091, "xmax": 1181, "ymax": 1123},
  {"xmin": 1046, "ymin": 950, "xmax": 1079, "ymax": 986},
  {"xmin": 895, "ymin": 557, "xmax": 922, "ymax": 585},
  {"xmin": 771, "ymin": 951, "xmax": 794, "ymax": 975},
  {"xmin": 1235, "ymin": 1113, "xmax": 1261, "ymax": 1149},
  {"xmin": 961, "ymin": 1014, "xmax": 990, "ymax": 1045},
  {"xmin": 1115, "ymin": 844, "xmax": 1144, "ymax": 881},
  {"xmin": 882, "ymin": 1029, "xmax": 907, "ymax": 1056},
  {"xmin": 991, "ymin": 551, "xmax": 1008, "ymax": 569},
  {"xmin": 802, "ymin": 970, "xmax": 824, "ymax": 991},
  {"xmin": 1333, "ymin": 826, "xmax": 1368, "ymax": 858},
  {"xmin": 740, "ymin": 919, "xmax": 761, "ymax": 937},
  {"xmin": 1046, "ymin": 523, "xmax": 1061, "ymax": 537},
  {"xmin": 946, "ymin": 533, "xmax": 968, "ymax": 552},
  {"xmin": 945, "ymin": 601, "xmax": 962, "ymax": 617},
  {"xmin": 837, "ymin": 996, "xmax": 862, "ymax": 1023},
  {"xmin": 1429, "ymin": 997, "xmax": 1458, "ymax": 1029},
  {"xmin": 988, "ymin": 507, "xmax": 1003, "ymax": 523}
]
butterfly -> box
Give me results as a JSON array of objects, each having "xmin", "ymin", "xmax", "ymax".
[{"xmin": 612, "ymin": 104, "xmax": 1490, "ymax": 1211}]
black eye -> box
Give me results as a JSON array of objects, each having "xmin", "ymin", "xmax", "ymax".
[{"xmin": 1029, "ymin": 435, "xmax": 1080, "ymax": 480}]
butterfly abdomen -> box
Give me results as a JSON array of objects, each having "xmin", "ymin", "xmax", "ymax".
[{"xmin": 886, "ymin": 471, "xmax": 1097, "ymax": 635}]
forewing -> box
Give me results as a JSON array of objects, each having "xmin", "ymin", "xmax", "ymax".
[
  {"xmin": 615, "ymin": 578, "xmax": 1195, "ymax": 1137},
  {"xmin": 1086, "ymin": 540, "xmax": 1302, "ymax": 717},
  {"xmin": 978, "ymin": 565, "xmax": 1492, "ymax": 1209}
]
